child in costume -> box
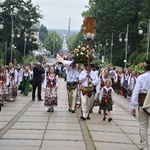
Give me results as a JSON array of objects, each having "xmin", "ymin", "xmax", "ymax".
[{"xmin": 99, "ymin": 79, "xmax": 114, "ymax": 122}]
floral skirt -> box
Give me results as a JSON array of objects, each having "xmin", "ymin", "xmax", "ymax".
[{"xmin": 44, "ymin": 87, "xmax": 58, "ymax": 107}]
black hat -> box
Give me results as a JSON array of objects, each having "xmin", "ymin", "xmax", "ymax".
[
  {"xmin": 145, "ymin": 59, "xmax": 150, "ymax": 70},
  {"xmin": 145, "ymin": 59, "xmax": 150, "ymax": 65}
]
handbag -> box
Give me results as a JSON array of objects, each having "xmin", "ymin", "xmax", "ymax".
[{"xmin": 142, "ymin": 91, "xmax": 150, "ymax": 115}]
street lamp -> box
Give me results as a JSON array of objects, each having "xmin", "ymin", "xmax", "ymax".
[
  {"xmin": 95, "ymin": 41, "xmax": 102, "ymax": 59},
  {"xmin": 138, "ymin": 18, "xmax": 150, "ymax": 59},
  {"xmin": 106, "ymin": 33, "xmax": 114, "ymax": 65},
  {"xmin": 0, "ymin": 16, "xmax": 4, "ymax": 29},
  {"xmin": 119, "ymin": 24, "xmax": 129, "ymax": 69},
  {"xmin": 51, "ymin": 37, "xmax": 57, "ymax": 56},
  {"xmin": 10, "ymin": 27, "xmax": 21, "ymax": 63},
  {"xmin": 23, "ymin": 29, "xmax": 32, "ymax": 57}
]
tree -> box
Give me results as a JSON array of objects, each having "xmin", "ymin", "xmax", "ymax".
[
  {"xmin": 0, "ymin": 0, "xmax": 42, "ymax": 64},
  {"xmin": 81, "ymin": 0, "xmax": 150, "ymax": 66},
  {"xmin": 39, "ymin": 24, "xmax": 48, "ymax": 43},
  {"xmin": 44, "ymin": 31, "xmax": 63, "ymax": 56}
]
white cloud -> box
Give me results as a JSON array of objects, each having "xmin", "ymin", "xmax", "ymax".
[{"xmin": 31, "ymin": 0, "xmax": 89, "ymax": 30}]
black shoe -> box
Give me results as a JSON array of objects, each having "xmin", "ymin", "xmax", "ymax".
[
  {"xmin": 38, "ymin": 99, "xmax": 43, "ymax": 101},
  {"xmin": 89, "ymin": 108, "xmax": 93, "ymax": 113},
  {"xmin": 108, "ymin": 118, "xmax": 112, "ymax": 122},
  {"xmin": 32, "ymin": 99, "xmax": 35, "ymax": 101},
  {"xmin": 47, "ymin": 108, "xmax": 51, "ymax": 112},
  {"xmin": 103, "ymin": 116, "xmax": 106, "ymax": 121},
  {"xmin": 87, "ymin": 116, "xmax": 90, "ymax": 120},
  {"xmin": 80, "ymin": 116, "xmax": 86, "ymax": 120},
  {"xmin": 68, "ymin": 108, "xmax": 72, "ymax": 112},
  {"xmin": 51, "ymin": 107, "xmax": 54, "ymax": 112},
  {"xmin": 98, "ymin": 109, "xmax": 101, "ymax": 114},
  {"xmin": 72, "ymin": 110, "xmax": 75, "ymax": 113}
]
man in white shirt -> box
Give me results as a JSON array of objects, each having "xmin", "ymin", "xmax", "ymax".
[
  {"xmin": 66, "ymin": 61, "xmax": 80, "ymax": 113},
  {"xmin": 79, "ymin": 63, "xmax": 99, "ymax": 120},
  {"xmin": 131, "ymin": 60, "xmax": 150, "ymax": 150}
]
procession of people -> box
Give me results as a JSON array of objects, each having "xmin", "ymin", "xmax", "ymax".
[{"xmin": 0, "ymin": 58, "xmax": 149, "ymax": 150}]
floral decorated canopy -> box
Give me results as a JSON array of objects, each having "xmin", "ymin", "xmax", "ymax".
[{"xmin": 72, "ymin": 45, "xmax": 95, "ymax": 64}]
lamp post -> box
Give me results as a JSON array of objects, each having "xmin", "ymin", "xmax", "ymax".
[
  {"xmin": 4, "ymin": 42, "xmax": 7, "ymax": 65},
  {"xmin": 119, "ymin": 24, "xmax": 129, "ymax": 69},
  {"xmin": 23, "ymin": 29, "xmax": 31, "ymax": 57},
  {"xmin": 138, "ymin": 18, "xmax": 150, "ymax": 59},
  {"xmin": 51, "ymin": 37, "xmax": 57, "ymax": 56},
  {"xmin": 102, "ymin": 45, "xmax": 106, "ymax": 63},
  {"xmin": 0, "ymin": 16, "xmax": 4, "ymax": 29},
  {"xmin": 95, "ymin": 41, "xmax": 102, "ymax": 59},
  {"xmin": 106, "ymin": 33, "xmax": 114, "ymax": 65},
  {"xmin": 10, "ymin": 27, "xmax": 20, "ymax": 63}
]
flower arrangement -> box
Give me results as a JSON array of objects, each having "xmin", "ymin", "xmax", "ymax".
[{"xmin": 72, "ymin": 45, "xmax": 95, "ymax": 63}]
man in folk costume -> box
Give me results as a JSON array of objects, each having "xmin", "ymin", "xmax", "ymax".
[
  {"xmin": 8, "ymin": 63, "xmax": 18, "ymax": 101},
  {"xmin": 90, "ymin": 64, "xmax": 101, "ymax": 113},
  {"xmin": 131, "ymin": 60, "xmax": 150, "ymax": 150},
  {"xmin": 66, "ymin": 61, "xmax": 80, "ymax": 113},
  {"xmin": 79, "ymin": 63, "xmax": 99, "ymax": 120}
]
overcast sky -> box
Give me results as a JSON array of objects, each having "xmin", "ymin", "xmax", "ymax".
[{"xmin": 31, "ymin": 0, "xmax": 89, "ymax": 30}]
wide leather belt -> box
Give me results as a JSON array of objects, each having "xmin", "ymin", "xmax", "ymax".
[
  {"xmin": 81, "ymin": 86, "xmax": 95, "ymax": 93},
  {"xmin": 138, "ymin": 93, "xmax": 147, "ymax": 106}
]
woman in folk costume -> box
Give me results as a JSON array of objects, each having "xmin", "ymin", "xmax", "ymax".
[
  {"xmin": 127, "ymin": 70, "xmax": 136, "ymax": 97},
  {"xmin": 99, "ymin": 79, "xmax": 114, "ymax": 122},
  {"xmin": 0, "ymin": 65, "xmax": 9, "ymax": 105},
  {"xmin": 43, "ymin": 66, "xmax": 59, "ymax": 112},
  {"xmin": 18, "ymin": 65, "xmax": 24, "ymax": 93},
  {"xmin": 101, "ymin": 69, "xmax": 112, "ymax": 87},
  {"xmin": 8, "ymin": 63, "xmax": 18, "ymax": 101},
  {"xmin": 115, "ymin": 69, "xmax": 123, "ymax": 94},
  {"xmin": 21, "ymin": 67, "xmax": 30, "ymax": 96},
  {"xmin": 79, "ymin": 63, "xmax": 99, "ymax": 120},
  {"xmin": 121, "ymin": 70, "xmax": 130, "ymax": 98}
]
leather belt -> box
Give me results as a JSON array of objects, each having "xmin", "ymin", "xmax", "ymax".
[{"xmin": 138, "ymin": 93, "xmax": 147, "ymax": 106}]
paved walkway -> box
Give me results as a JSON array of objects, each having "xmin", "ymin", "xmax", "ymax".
[{"xmin": 0, "ymin": 78, "xmax": 149, "ymax": 150}]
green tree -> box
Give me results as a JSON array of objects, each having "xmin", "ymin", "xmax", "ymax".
[
  {"xmin": 39, "ymin": 24, "xmax": 48, "ymax": 43},
  {"xmin": 0, "ymin": 0, "xmax": 42, "ymax": 64},
  {"xmin": 81, "ymin": 0, "xmax": 150, "ymax": 67},
  {"xmin": 44, "ymin": 31, "xmax": 63, "ymax": 56}
]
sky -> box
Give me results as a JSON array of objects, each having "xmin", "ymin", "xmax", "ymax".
[{"xmin": 31, "ymin": 0, "xmax": 89, "ymax": 30}]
